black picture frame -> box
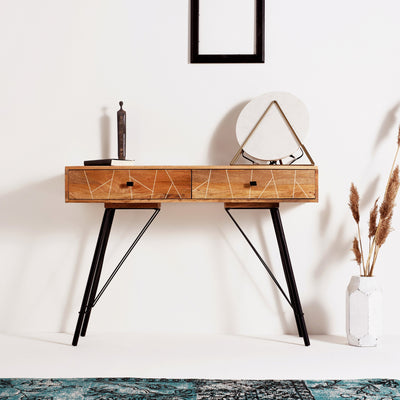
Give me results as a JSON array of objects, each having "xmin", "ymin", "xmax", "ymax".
[{"xmin": 190, "ymin": 0, "xmax": 265, "ymax": 64}]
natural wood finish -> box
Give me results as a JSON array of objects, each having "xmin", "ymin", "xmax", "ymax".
[
  {"xmin": 65, "ymin": 166, "xmax": 318, "ymax": 203},
  {"xmin": 67, "ymin": 168, "xmax": 191, "ymax": 202},
  {"xmin": 105, "ymin": 203, "xmax": 161, "ymax": 209},
  {"xmin": 192, "ymin": 168, "xmax": 316, "ymax": 201}
]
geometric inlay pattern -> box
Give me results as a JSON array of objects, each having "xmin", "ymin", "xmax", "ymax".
[
  {"xmin": 66, "ymin": 167, "xmax": 317, "ymax": 203},
  {"xmin": 68, "ymin": 169, "xmax": 191, "ymax": 201},
  {"xmin": 192, "ymin": 169, "xmax": 316, "ymax": 200}
]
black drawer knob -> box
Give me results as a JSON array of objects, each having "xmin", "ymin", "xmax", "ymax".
[
  {"xmin": 126, "ymin": 181, "xmax": 134, "ymax": 187},
  {"xmin": 250, "ymin": 181, "xmax": 257, "ymax": 186}
]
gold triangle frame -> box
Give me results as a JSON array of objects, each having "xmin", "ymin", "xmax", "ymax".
[{"xmin": 230, "ymin": 100, "xmax": 315, "ymax": 165}]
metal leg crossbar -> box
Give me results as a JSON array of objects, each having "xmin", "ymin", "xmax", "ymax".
[
  {"xmin": 225, "ymin": 204, "xmax": 310, "ymax": 346},
  {"xmin": 72, "ymin": 206, "xmax": 160, "ymax": 346}
]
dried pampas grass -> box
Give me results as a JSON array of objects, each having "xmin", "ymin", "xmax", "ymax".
[
  {"xmin": 368, "ymin": 199, "xmax": 379, "ymax": 240},
  {"xmin": 379, "ymin": 165, "xmax": 399, "ymax": 220},
  {"xmin": 375, "ymin": 212, "xmax": 393, "ymax": 247},
  {"xmin": 349, "ymin": 125, "xmax": 400, "ymax": 277},
  {"xmin": 352, "ymin": 237, "xmax": 362, "ymax": 275},
  {"xmin": 349, "ymin": 183, "xmax": 360, "ymax": 224}
]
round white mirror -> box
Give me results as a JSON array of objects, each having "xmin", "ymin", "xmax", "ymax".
[{"xmin": 236, "ymin": 92, "xmax": 309, "ymax": 162}]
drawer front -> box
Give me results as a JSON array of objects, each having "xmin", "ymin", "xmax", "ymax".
[
  {"xmin": 192, "ymin": 169, "xmax": 316, "ymax": 200},
  {"xmin": 68, "ymin": 169, "xmax": 191, "ymax": 201}
]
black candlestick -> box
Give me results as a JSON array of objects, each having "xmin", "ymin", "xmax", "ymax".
[{"xmin": 117, "ymin": 101, "xmax": 126, "ymax": 160}]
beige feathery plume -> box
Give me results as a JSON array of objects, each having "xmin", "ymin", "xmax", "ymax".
[
  {"xmin": 352, "ymin": 237, "xmax": 362, "ymax": 265},
  {"xmin": 374, "ymin": 166, "xmax": 399, "ymax": 250},
  {"xmin": 368, "ymin": 199, "xmax": 379, "ymax": 239},
  {"xmin": 376, "ymin": 211, "xmax": 393, "ymax": 247},
  {"xmin": 398, "ymin": 124, "xmax": 400, "ymax": 147},
  {"xmin": 349, "ymin": 183, "xmax": 360, "ymax": 223},
  {"xmin": 352, "ymin": 125, "xmax": 400, "ymax": 276},
  {"xmin": 379, "ymin": 165, "xmax": 400, "ymax": 220}
]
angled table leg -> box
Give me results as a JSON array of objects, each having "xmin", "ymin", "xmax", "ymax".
[
  {"xmin": 270, "ymin": 207, "xmax": 310, "ymax": 346},
  {"xmin": 80, "ymin": 209, "xmax": 116, "ymax": 337},
  {"xmin": 225, "ymin": 202, "xmax": 310, "ymax": 346},
  {"xmin": 72, "ymin": 203, "xmax": 161, "ymax": 346},
  {"xmin": 72, "ymin": 208, "xmax": 115, "ymax": 346}
]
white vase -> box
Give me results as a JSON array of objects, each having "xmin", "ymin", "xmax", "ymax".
[{"xmin": 346, "ymin": 276, "xmax": 382, "ymax": 347}]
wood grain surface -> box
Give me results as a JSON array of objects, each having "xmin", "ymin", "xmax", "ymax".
[{"xmin": 66, "ymin": 166, "xmax": 318, "ymax": 203}]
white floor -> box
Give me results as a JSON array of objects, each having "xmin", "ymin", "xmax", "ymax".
[{"xmin": 0, "ymin": 333, "xmax": 399, "ymax": 380}]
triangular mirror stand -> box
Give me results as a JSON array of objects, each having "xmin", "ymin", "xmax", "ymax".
[{"xmin": 230, "ymin": 100, "xmax": 315, "ymax": 166}]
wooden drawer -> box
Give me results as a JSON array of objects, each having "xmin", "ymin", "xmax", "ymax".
[
  {"xmin": 192, "ymin": 169, "xmax": 317, "ymax": 201},
  {"xmin": 67, "ymin": 169, "xmax": 191, "ymax": 201}
]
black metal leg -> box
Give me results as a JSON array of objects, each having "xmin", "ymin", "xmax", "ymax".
[
  {"xmin": 90, "ymin": 208, "xmax": 160, "ymax": 308},
  {"xmin": 72, "ymin": 208, "xmax": 115, "ymax": 346},
  {"xmin": 80, "ymin": 208, "xmax": 115, "ymax": 337},
  {"xmin": 72, "ymin": 207, "xmax": 160, "ymax": 346},
  {"xmin": 225, "ymin": 205, "xmax": 310, "ymax": 347},
  {"xmin": 270, "ymin": 207, "xmax": 310, "ymax": 346},
  {"xmin": 269, "ymin": 210, "xmax": 303, "ymax": 338},
  {"xmin": 225, "ymin": 208, "xmax": 293, "ymax": 306}
]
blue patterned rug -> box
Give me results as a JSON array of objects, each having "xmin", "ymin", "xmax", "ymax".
[{"xmin": 0, "ymin": 378, "xmax": 399, "ymax": 399}]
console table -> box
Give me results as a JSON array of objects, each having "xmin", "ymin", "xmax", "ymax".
[{"xmin": 65, "ymin": 165, "xmax": 318, "ymax": 346}]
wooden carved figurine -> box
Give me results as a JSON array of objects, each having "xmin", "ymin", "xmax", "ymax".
[{"xmin": 117, "ymin": 101, "xmax": 126, "ymax": 160}]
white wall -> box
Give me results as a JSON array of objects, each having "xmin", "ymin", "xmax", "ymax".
[{"xmin": 1, "ymin": 0, "xmax": 400, "ymax": 337}]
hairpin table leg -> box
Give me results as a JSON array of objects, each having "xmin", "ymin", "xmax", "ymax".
[{"xmin": 72, "ymin": 208, "xmax": 115, "ymax": 346}]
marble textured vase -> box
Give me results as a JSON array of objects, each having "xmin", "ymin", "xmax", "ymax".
[{"xmin": 346, "ymin": 276, "xmax": 382, "ymax": 347}]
